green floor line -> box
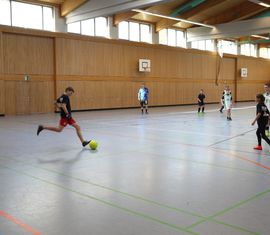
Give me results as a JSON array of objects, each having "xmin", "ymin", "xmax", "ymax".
[
  {"xmin": 0, "ymin": 164, "xmax": 197, "ymax": 235},
  {"xmin": 186, "ymin": 187, "xmax": 270, "ymax": 231},
  {"xmin": 0, "ymin": 155, "xmax": 262, "ymax": 235},
  {"xmin": 211, "ymin": 219, "xmax": 261, "ymax": 235}
]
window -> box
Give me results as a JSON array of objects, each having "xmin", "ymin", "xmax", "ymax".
[
  {"xmin": 168, "ymin": 29, "xmax": 176, "ymax": 46},
  {"xmin": 43, "ymin": 6, "xmax": 54, "ymax": 31},
  {"xmin": 240, "ymin": 43, "xmax": 257, "ymax": 57},
  {"xmin": 191, "ymin": 40, "xmax": 204, "ymax": 50},
  {"xmin": 140, "ymin": 24, "xmax": 150, "ymax": 43},
  {"xmin": 191, "ymin": 40, "xmax": 215, "ymax": 51},
  {"xmin": 68, "ymin": 17, "xmax": 108, "ymax": 37},
  {"xmin": 67, "ymin": 21, "xmax": 80, "ymax": 34},
  {"xmin": 129, "ymin": 22, "xmax": 140, "ymax": 42},
  {"xmin": 0, "ymin": 1, "xmax": 55, "ymax": 31},
  {"xmin": 118, "ymin": 21, "xmax": 129, "ymax": 40},
  {"xmin": 118, "ymin": 21, "xmax": 151, "ymax": 43},
  {"xmin": 159, "ymin": 28, "xmax": 186, "ymax": 48},
  {"xmin": 176, "ymin": 31, "xmax": 185, "ymax": 48},
  {"xmin": 81, "ymin": 19, "xmax": 94, "ymax": 36},
  {"xmin": 159, "ymin": 29, "xmax": 167, "ymax": 45},
  {"xmin": 218, "ymin": 40, "xmax": 237, "ymax": 55},
  {"xmin": 205, "ymin": 40, "xmax": 215, "ymax": 51},
  {"xmin": 250, "ymin": 44, "xmax": 257, "ymax": 57},
  {"xmin": 259, "ymin": 47, "xmax": 270, "ymax": 59},
  {"xmin": 0, "ymin": 0, "xmax": 11, "ymax": 26},
  {"xmin": 95, "ymin": 17, "xmax": 108, "ymax": 37}
]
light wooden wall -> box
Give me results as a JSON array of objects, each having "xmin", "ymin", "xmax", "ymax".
[
  {"xmin": 0, "ymin": 32, "xmax": 4, "ymax": 115},
  {"xmin": 1, "ymin": 33, "xmax": 55, "ymax": 115},
  {"xmin": 237, "ymin": 57, "xmax": 270, "ymax": 101},
  {"xmin": 0, "ymin": 26, "xmax": 270, "ymax": 115},
  {"xmin": 0, "ymin": 80, "xmax": 4, "ymax": 115},
  {"xmin": 55, "ymin": 38, "xmax": 237, "ymax": 110}
]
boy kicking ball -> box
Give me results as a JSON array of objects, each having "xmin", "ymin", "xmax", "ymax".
[{"xmin": 37, "ymin": 87, "xmax": 91, "ymax": 147}]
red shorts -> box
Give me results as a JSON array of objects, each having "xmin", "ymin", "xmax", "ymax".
[{"xmin": 59, "ymin": 117, "xmax": 76, "ymax": 127}]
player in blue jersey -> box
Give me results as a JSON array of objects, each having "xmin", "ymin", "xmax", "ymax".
[{"xmin": 138, "ymin": 84, "xmax": 149, "ymax": 114}]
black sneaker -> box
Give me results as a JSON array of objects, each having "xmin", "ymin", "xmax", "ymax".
[
  {"xmin": 219, "ymin": 109, "xmax": 223, "ymax": 113},
  {"xmin": 82, "ymin": 140, "xmax": 91, "ymax": 147},
  {"xmin": 37, "ymin": 125, "xmax": 44, "ymax": 136}
]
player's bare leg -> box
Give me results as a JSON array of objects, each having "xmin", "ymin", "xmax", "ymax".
[
  {"xmin": 71, "ymin": 123, "xmax": 90, "ymax": 147},
  {"xmin": 37, "ymin": 125, "xmax": 64, "ymax": 135}
]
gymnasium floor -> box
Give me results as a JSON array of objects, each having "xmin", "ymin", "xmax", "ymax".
[{"xmin": 0, "ymin": 102, "xmax": 270, "ymax": 235}]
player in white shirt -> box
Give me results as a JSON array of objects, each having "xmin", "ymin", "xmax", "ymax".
[
  {"xmin": 263, "ymin": 83, "xmax": 270, "ymax": 136},
  {"xmin": 221, "ymin": 86, "xmax": 232, "ymax": 121}
]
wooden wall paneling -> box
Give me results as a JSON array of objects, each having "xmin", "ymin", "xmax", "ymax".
[
  {"xmin": 0, "ymin": 32, "xmax": 4, "ymax": 115},
  {"xmin": 3, "ymin": 33, "xmax": 55, "ymax": 114},
  {"xmin": 3, "ymin": 33, "xmax": 54, "ymax": 75},
  {"xmin": 236, "ymin": 57, "xmax": 270, "ymax": 101},
  {"xmin": 30, "ymin": 81, "xmax": 55, "ymax": 113},
  {"xmin": 184, "ymin": 53, "xmax": 193, "ymax": 79},
  {"xmin": 0, "ymin": 80, "xmax": 4, "ymax": 115},
  {"xmin": 221, "ymin": 57, "xmax": 236, "ymax": 81},
  {"xmin": 192, "ymin": 53, "xmax": 203, "ymax": 80},
  {"xmin": 4, "ymin": 81, "xmax": 30, "ymax": 115},
  {"xmin": 4, "ymin": 81, "xmax": 16, "ymax": 115},
  {"xmin": 1, "ymin": 27, "xmax": 270, "ymax": 114},
  {"xmin": 237, "ymin": 82, "xmax": 263, "ymax": 101}
]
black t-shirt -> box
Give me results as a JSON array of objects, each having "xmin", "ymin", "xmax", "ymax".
[
  {"xmin": 198, "ymin": 94, "xmax": 205, "ymax": 103},
  {"xmin": 256, "ymin": 103, "xmax": 269, "ymax": 123},
  {"xmin": 56, "ymin": 94, "xmax": 71, "ymax": 117}
]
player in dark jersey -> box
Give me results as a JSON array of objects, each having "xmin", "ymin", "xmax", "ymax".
[
  {"xmin": 252, "ymin": 94, "xmax": 270, "ymax": 150},
  {"xmin": 197, "ymin": 89, "xmax": 205, "ymax": 114},
  {"xmin": 37, "ymin": 87, "xmax": 91, "ymax": 147}
]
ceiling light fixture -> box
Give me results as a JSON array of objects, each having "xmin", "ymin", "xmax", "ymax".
[
  {"xmin": 248, "ymin": 0, "xmax": 270, "ymax": 8},
  {"xmin": 251, "ymin": 34, "xmax": 270, "ymax": 39},
  {"xmin": 132, "ymin": 9, "xmax": 215, "ymax": 29},
  {"xmin": 258, "ymin": 2, "xmax": 270, "ymax": 7}
]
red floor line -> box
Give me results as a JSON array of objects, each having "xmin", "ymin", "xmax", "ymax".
[
  {"xmin": 0, "ymin": 210, "xmax": 42, "ymax": 235},
  {"xmin": 212, "ymin": 149, "xmax": 270, "ymax": 171},
  {"xmin": 95, "ymin": 130, "xmax": 270, "ymax": 171}
]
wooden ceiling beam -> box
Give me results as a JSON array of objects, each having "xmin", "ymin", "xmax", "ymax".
[
  {"xmin": 204, "ymin": 1, "xmax": 266, "ymax": 25},
  {"xmin": 113, "ymin": 11, "xmax": 138, "ymax": 26},
  {"xmin": 61, "ymin": 0, "xmax": 88, "ymax": 17},
  {"xmin": 155, "ymin": 0, "xmax": 225, "ymax": 32}
]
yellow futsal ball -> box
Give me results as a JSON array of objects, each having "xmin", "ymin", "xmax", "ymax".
[{"xmin": 89, "ymin": 140, "xmax": 98, "ymax": 150}]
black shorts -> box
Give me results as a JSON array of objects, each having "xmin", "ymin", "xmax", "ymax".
[
  {"xmin": 198, "ymin": 102, "xmax": 205, "ymax": 107},
  {"xmin": 140, "ymin": 100, "xmax": 148, "ymax": 107},
  {"xmin": 258, "ymin": 119, "xmax": 268, "ymax": 130}
]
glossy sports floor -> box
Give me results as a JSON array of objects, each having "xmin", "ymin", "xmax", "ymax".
[{"xmin": 0, "ymin": 102, "xmax": 270, "ymax": 235}]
